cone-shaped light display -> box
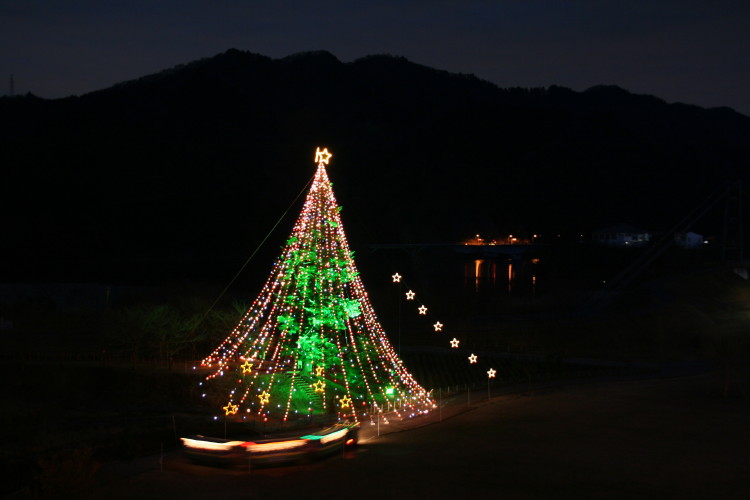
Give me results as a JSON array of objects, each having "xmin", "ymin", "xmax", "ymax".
[{"xmin": 200, "ymin": 148, "xmax": 434, "ymax": 422}]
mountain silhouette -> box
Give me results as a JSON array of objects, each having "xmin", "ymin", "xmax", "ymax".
[{"xmin": 2, "ymin": 49, "xmax": 749, "ymax": 284}]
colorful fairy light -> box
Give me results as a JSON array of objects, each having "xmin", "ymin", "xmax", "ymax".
[
  {"xmin": 181, "ymin": 437, "xmax": 245, "ymax": 451},
  {"xmin": 318, "ymin": 428, "xmax": 349, "ymax": 445},
  {"xmin": 249, "ymin": 439, "xmax": 309, "ymax": 453},
  {"xmin": 199, "ymin": 147, "xmax": 434, "ymax": 422}
]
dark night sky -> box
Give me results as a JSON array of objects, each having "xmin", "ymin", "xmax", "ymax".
[{"xmin": 2, "ymin": 1, "xmax": 750, "ymax": 116}]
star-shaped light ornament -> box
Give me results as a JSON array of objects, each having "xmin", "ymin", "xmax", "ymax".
[
  {"xmin": 258, "ymin": 391, "xmax": 270, "ymax": 405},
  {"xmin": 392, "ymin": 273, "xmax": 402, "ymax": 283},
  {"xmin": 418, "ymin": 305, "xmax": 428, "ymax": 315},
  {"xmin": 468, "ymin": 353, "xmax": 478, "ymax": 364},
  {"xmin": 315, "ymin": 147, "xmax": 333, "ymax": 165},
  {"xmin": 487, "ymin": 368, "xmax": 497, "ymax": 378},
  {"xmin": 433, "ymin": 321, "xmax": 443, "ymax": 331},
  {"xmin": 313, "ymin": 379, "xmax": 326, "ymax": 393},
  {"xmin": 314, "ymin": 365, "xmax": 325, "ymax": 377},
  {"xmin": 339, "ymin": 395, "xmax": 352, "ymax": 409},
  {"xmin": 450, "ymin": 338, "xmax": 460, "ymax": 348},
  {"xmin": 240, "ymin": 360, "xmax": 254, "ymax": 374},
  {"xmin": 405, "ymin": 290, "xmax": 415, "ymax": 300},
  {"xmin": 223, "ymin": 402, "xmax": 239, "ymax": 415}
]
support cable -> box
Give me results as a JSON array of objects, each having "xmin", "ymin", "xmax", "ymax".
[
  {"xmin": 194, "ymin": 172, "xmax": 316, "ymax": 329},
  {"xmin": 584, "ymin": 181, "xmax": 729, "ymax": 312}
]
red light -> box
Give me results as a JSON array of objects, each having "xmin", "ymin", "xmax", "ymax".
[{"xmin": 346, "ymin": 438, "xmax": 355, "ymax": 446}]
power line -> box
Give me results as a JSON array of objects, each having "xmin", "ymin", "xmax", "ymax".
[{"xmin": 583, "ymin": 181, "xmax": 733, "ymax": 313}]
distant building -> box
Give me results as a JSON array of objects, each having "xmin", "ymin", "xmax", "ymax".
[
  {"xmin": 592, "ymin": 223, "xmax": 651, "ymax": 247},
  {"xmin": 460, "ymin": 234, "xmax": 530, "ymax": 246},
  {"xmin": 674, "ymin": 231, "xmax": 703, "ymax": 248}
]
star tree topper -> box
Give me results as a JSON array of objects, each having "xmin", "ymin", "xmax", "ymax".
[{"xmin": 315, "ymin": 147, "xmax": 333, "ymax": 165}]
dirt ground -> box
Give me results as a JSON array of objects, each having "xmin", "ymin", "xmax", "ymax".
[{"xmin": 91, "ymin": 367, "xmax": 750, "ymax": 500}]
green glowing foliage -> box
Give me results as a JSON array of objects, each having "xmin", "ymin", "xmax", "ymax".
[
  {"xmin": 343, "ymin": 298, "xmax": 361, "ymax": 318},
  {"xmin": 276, "ymin": 315, "xmax": 300, "ymax": 335},
  {"xmin": 296, "ymin": 332, "xmax": 337, "ymax": 370}
]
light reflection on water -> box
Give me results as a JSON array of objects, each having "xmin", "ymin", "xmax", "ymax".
[
  {"xmin": 464, "ymin": 258, "xmax": 536, "ymax": 295},
  {"xmin": 508, "ymin": 262, "xmax": 513, "ymax": 292}
]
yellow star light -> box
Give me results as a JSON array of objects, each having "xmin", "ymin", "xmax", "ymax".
[
  {"xmin": 418, "ymin": 305, "xmax": 428, "ymax": 315},
  {"xmin": 314, "ymin": 365, "xmax": 325, "ymax": 377},
  {"xmin": 392, "ymin": 273, "xmax": 402, "ymax": 283},
  {"xmin": 405, "ymin": 290, "xmax": 415, "ymax": 300},
  {"xmin": 468, "ymin": 353, "xmax": 478, "ymax": 363},
  {"xmin": 240, "ymin": 360, "xmax": 254, "ymax": 374},
  {"xmin": 223, "ymin": 402, "xmax": 239, "ymax": 415},
  {"xmin": 313, "ymin": 379, "xmax": 326, "ymax": 393},
  {"xmin": 433, "ymin": 321, "xmax": 443, "ymax": 331},
  {"xmin": 450, "ymin": 338, "xmax": 460, "ymax": 348},
  {"xmin": 339, "ymin": 395, "xmax": 352, "ymax": 409},
  {"xmin": 487, "ymin": 368, "xmax": 496, "ymax": 378},
  {"xmin": 258, "ymin": 390, "xmax": 270, "ymax": 405},
  {"xmin": 315, "ymin": 147, "xmax": 333, "ymax": 165}
]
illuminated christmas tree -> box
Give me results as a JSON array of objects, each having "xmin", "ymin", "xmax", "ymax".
[{"xmin": 199, "ymin": 148, "xmax": 434, "ymax": 423}]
